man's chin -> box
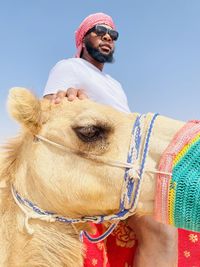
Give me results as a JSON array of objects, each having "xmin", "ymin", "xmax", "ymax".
[
  {"xmin": 96, "ymin": 50, "xmax": 114, "ymax": 63},
  {"xmin": 97, "ymin": 55, "xmax": 113, "ymax": 63},
  {"xmin": 85, "ymin": 43, "xmax": 114, "ymax": 63}
]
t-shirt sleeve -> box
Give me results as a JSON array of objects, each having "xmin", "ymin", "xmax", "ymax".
[{"xmin": 43, "ymin": 60, "xmax": 79, "ymax": 96}]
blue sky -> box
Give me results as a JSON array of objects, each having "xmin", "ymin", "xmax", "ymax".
[{"xmin": 1, "ymin": 0, "xmax": 200, "ymax": 143}]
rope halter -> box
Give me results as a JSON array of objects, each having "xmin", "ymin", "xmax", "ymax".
[{"xmin": 11, "ymin": 113, "xmax": 163, "ymax": 242}]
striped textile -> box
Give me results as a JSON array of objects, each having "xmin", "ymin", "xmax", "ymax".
[{"xmin": 155, "ymin": 120, "xmax": 200, "ymax": 231}]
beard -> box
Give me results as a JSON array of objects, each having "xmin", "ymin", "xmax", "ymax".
[{"xmin": 84, "ymin": 39, "xmax": 114, "ymax": 63}]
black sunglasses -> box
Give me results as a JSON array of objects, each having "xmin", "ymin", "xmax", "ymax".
[{"xmin": 86, "ymin": 25, "xmax": 119, "ymax": 41}]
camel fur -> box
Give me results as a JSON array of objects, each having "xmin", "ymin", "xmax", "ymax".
[{"xmin": 0, "ymin": 87, "xmax": 184, "ymax": 267}]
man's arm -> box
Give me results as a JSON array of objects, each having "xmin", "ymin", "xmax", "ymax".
[{"xmin": 128, "ymin": 215, "xmax": 178, "ymax": 267}]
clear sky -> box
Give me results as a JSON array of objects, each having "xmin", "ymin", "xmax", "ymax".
[{"xmin": 1, "ymin": 0, "xmax": 200, "ymax": 143}]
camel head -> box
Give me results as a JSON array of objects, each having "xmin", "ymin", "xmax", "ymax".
[
  {"xmin": 3, "ymin": 87, "xmax": 194, "ymax": 267},
  {"xmin": 6, "ymin": 87, "xmax": 138, "ymax": 221}
]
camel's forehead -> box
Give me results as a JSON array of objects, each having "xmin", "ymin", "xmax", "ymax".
[
  {"xmin": 60, "ymin": 99, "xmax": 115, "ymax": 113},
  {"xmin": 44, "ymin": 99, "xmax": 126, "ymax": 123}
]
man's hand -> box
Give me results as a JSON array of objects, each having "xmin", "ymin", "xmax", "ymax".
[
  {"xmin": 44, "ymin": 88, "xmax": 88, "ymax": 103},
  {"xmin": 128, "ymin": 215, "xmax": 178, "ymax": 267}
]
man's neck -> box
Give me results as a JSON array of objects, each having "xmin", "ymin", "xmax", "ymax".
[{"xmin": 81, "ymin": 54, "xmax": 104, "ymax": 71}]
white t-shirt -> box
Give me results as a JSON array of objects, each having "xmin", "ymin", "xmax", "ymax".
[{"xmin": 44, "ymin": 58, "xmax": 130, "ymax": 113}]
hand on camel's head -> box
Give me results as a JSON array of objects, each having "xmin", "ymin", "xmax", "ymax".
[{"xmin": 7, "ymin": 87, "xmax": 135, "ymax": 219}]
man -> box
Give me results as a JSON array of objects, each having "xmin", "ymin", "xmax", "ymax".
[
  {"xmin": 44, "ymin": 12, "xmax": 130, "ymax": 114},
  {"xmin": 44, "ymin": 13, "xmax": 177, "ymax": 267}
]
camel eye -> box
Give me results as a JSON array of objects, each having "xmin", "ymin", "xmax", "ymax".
[{"xmin": 73, "ymin": 126, "xmax": 106, "ymax": 143}]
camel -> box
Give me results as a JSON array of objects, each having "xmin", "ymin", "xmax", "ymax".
[{"xmin": 0, "ymin": 87, "xmax": 198, "ymax": 266}]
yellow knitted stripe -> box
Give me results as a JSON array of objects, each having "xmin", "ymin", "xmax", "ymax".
[
  {"xmin": 169, "ymin": 133, "xmax": 200, "ymax": 225},
  {"xmin": 173, "ymin": 134, "xmax": 200, "ymax": 166},
  {"xmin": 168, "ymin": 182, "xmax": 176, "ymax": 224}
]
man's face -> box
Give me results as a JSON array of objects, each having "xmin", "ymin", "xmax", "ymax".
[{"xmin": 83, "ymin": 24, "xmax": 117, "ymax": 63}]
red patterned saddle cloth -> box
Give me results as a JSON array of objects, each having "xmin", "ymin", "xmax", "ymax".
[{"xmin": 83, "ymin": 221, "xmax": 200, "ymax": 266}]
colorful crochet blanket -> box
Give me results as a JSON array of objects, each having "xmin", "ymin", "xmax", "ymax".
[{"xmin": 155, "ymin": 120, "xmax": 200, "ymax": 231}]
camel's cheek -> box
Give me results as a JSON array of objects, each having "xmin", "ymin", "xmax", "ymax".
[
  {"xmin": 136, "ymin": 201, "xmax": 154, "ymax": 215},
  {"xmin": 136, "ymin": 174, "xmax": 156, "ymax": 215}
]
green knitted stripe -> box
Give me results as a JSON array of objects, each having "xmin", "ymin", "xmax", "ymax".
[{"xmin": 171, "ymin": 138, "xmax": 200, "ymax": 231}]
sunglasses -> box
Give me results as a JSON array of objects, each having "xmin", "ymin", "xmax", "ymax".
[{"xmin": 87, "ymin": 25, "xmax": 119, "ymax": 41}]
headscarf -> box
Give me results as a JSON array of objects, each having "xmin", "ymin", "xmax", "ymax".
[{"xmin": 75, "ymin": 12, "xmax": 116, "ymax": 57}]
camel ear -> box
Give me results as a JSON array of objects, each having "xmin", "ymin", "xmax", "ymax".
[{"xmin": 8, "ymin": 87, "xmax": 42, "ymax": 133}]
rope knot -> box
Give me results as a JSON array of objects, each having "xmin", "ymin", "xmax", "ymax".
[{"xmin": 128, "ymin": 168, "xmax": 140, "ymax": 180}]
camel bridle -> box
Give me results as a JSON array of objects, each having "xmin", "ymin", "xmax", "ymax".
[{"xmin": 12, "ymin": 113, "xmax": 169, "ymax": 242}]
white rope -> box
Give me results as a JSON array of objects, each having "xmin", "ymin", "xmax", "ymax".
[
  {"xmin": 35, "ymin": 135, "xmax": 134, "ymax": 169},
  {"xmin": 35, "ymin": 135, "xmax": 172, "ymax": 176},
  {"xmin": 146, "ymin": 169, "xmax": 172, "ymax": 176},
  {"xmin": 11, "ymin": 186, "xmax": 56, "ymax": 235}
]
